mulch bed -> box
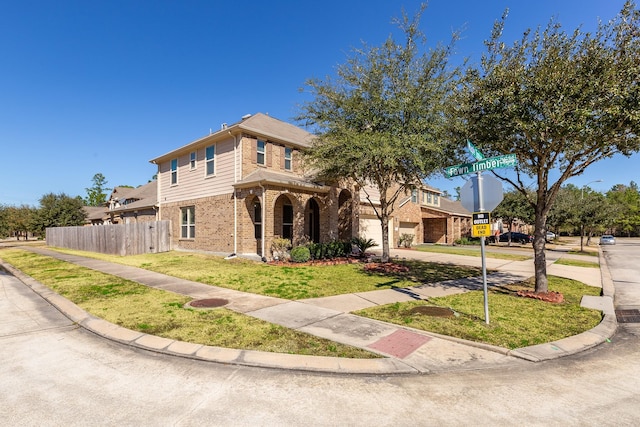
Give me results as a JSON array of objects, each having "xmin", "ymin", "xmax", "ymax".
[
  {"xmin": 516, "ymin": 290, "xmax": 564, "ymax": 303},
  {"xmin": 363, "ymin": 262, "xmax": 410, "ymax": 274},
  {"xmin": 268, "ymin": 257, "xmax": 361, "ymax": 267}
]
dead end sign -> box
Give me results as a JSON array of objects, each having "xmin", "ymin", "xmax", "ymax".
[{"xmin": 472, "ymin": 212, "xmax": 492, "ymax": 237}]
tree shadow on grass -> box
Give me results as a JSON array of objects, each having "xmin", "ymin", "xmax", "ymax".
[{"xmin": 363, "ymin": 259, "xmax": 482, "ymax": 288}]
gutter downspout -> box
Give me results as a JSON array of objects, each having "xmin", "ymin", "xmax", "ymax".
[
  {"xmin": 229, "ymin": 131, "xmax": 238, "ymax": 255},
  {"xmin": 259, "ymin": 182, "xmax": 266, "ymax": 260},
  {"xmin": 153, "ymin": 162, "xmax": 161, "ymax": 221}
]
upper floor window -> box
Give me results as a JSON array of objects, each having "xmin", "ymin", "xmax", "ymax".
[
  {"xmin": 181, "ymin": 206, "xmax": 195, "ymax": 239},
  {"xmin": 427, "ymin": 192, "xmax": 433, "ymax": 204},
  {"xmin": 189, "ymin": 151, "xmax": 196, "ymax": 170},
  {"xmin": 284, "ymin": 147, "xmax": 292, "ymax": 171},
  {"xmin": 170, "ymin": 159, "xmax": 178, "ymax": 185},
  {"xmin": 411, "ymin": 189, "xmax": 418, "ymax": 203},
  {"xmin": 433, "ymin": 194, "xmax": 439, "ymax": 205},
  {"xmin": 206, "ymin": 145, "xmax": 215, "ymax": 176},
  {"xmin": 257, "ymin": 140, "xmax": 266, "ymax": 165}
]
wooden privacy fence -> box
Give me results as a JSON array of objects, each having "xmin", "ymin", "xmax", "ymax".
[{"xmin": 46, "ymin": 221, "xmax": 171, "ymax": 256}]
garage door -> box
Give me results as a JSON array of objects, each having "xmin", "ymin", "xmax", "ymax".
[{"xmin": 359, "ymin": 216, "xmax": 393, "ymax": 249}]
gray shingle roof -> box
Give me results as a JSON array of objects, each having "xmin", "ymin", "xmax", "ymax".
[
  {"xmin": 234, "ymin": 168, "xmax": 329, "ymax": 192},
  {"xmin": 150, "ymin": 113, "xmax": 314, "ymax": 164}
]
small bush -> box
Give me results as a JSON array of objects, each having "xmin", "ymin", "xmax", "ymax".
[
  {"xmin": 271, "ymin": 237, "xmax": 292, "ymax": 260},
  {"xmin": 351, "ymin": 237, "xmax": 377, "ymax": 256},
  {"xmin": 398, "ymin": 233, "xmax": 414, "ymax": 248},
  {"xmin": 454, "ymin": 236, "xmax": 481, "ymax": 245},
  {"xmin": 290, "ymin": 246, "xmax": 311, "ymax": 263}
]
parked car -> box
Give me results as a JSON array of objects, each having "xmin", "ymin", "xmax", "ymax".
[
  {"xmin": 599, "ymin": 235, "xmax": 616, "ymax": 245},
  {"xmin": 488, "ymin": 232, "xmax": 533, "ymax": 244},
  {"xmin": 545, "ymin": 231, "xmax": 556, "ymax": 240}
]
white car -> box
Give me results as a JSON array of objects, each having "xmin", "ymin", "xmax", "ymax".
[
  {"xmin": 600, "ymin": 235, "xmax": 616, "ymax": 245},
  {"xmin": 545, "ymin": 231, "xmax": 556, "ymax": 240}
]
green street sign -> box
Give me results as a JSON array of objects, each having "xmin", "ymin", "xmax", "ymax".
[
  {"xmin": 444, "ymin": 153, "xmax": 517, "ymax": 178},
  {"xmin": 466, "ymin": 140, "xmax": 485, "ymax": 161}
]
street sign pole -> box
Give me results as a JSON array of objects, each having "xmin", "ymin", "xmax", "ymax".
[
  {"xmin": 477, "ymin": 172, "xmax": 490, "ymax": 324},
  {"xmin": 446, "ymin": 143, "xmax": 516, "ymax": 325}
]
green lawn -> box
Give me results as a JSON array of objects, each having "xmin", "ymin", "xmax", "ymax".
[
  {"xmin": 413, "ymin": 244, "xmax": 531, "ymax": 261},
  {"xmin": 0, "ymin": 248, "xmax": 378, "ymax": 358},
  {"xmin": 44, "ymin": 248, "xmax": 483, "ymax": 299},
  {"xmin": 357, "ymin": 276, "xmax": 602, "ymax": 349},
  {"xmin": 554, "ymin": 258, "xmax": 600, "ymax": 268},
  {"xmin": 1, "ymin": 246, "xmax": 604, "ymax": 354}
]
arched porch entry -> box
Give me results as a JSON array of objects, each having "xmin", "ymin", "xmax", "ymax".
[
  {"xmin": 337, "ymin": 189, "xmax": 353, "ymax": 241},
  {"xmin": 244, "ymin": 194, "xmax": 262, "ymax": 255},
  {"xmin": 274, "ymin": 194, "xmax": 295, "ymax": 240},
  {"xmin": 305, "ymin": 198, "xmax": 321, "ymax": 243}
]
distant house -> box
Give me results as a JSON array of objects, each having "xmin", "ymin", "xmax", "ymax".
[
  {"xmin": 107, "ymin": 181, "xmax": 158, "ymax": 224},
  {"xmin": 360, "ymin": 184, "xmax": 472, "ymax": 246},
  {"xmin": 149, "ymin": 113, "xmax": 472, "ymax": 259},
  {"xmin": 84, "ymin": 181, "xmax": 158, "ymax": 225}
]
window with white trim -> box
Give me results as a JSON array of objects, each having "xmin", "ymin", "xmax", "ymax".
[
  {"xmin": 257, "ymin": 140, "xmax": 266, "ymax": 165},
  {"xmin": 205, "ymin": 145, "xmax": 215, "ymax": 176},
  {"xmin": 170, "ymin": 159, "xmax": 178, "ymax": 185},
  {"xmin": 181, "ymin": 206, "xmax": 195, "ymax": 239},
  {"xmin": 411, "ymin": 189, "xmax": 417, "ymax": 203},
  {"xmin": 284, "ymin": 147, "xmax": 292, "ymax": 170},
  {"xmin": 189, "ymin": 152, "xmax": 196, "ymax": 170}
]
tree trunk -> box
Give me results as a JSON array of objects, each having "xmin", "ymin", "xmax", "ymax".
[
  {"xmin": 533, "ymin": 205, "xmax": 549, "ymax": 293},
  {"xmin": 380, "ymin": 212, "xmax": 390, "ymax": 263}
]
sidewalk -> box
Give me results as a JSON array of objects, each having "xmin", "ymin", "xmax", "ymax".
[{"xmin": 0, "ymin": 245, "xmax": 617, "ymax": 375}]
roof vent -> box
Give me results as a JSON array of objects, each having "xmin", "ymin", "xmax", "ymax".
[
  {"xmin": 221, "ymin": 123, "xmax": 227, "ymax": 129},
  {"xmin": 241, "ymin": 113, "xmax": 252, "ymax": 120}
]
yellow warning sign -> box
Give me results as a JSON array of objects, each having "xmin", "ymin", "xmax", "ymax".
[
  {"xmin": 472, "ymin": 212, "xmax": 492, "ymax": 237},
  {"xmin": 472, "ymin": 224, "xmax": 492, "ymax": 237}
]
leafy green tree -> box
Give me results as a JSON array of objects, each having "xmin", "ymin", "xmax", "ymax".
[
  {"xmin": 0, "ymin": 205, "xmax": 9, "ymax": 238},
  {"xmin": 582, "ymin": 191, "xmax": 615, "ymax": 246},
  {"xmin": 547, "ymin": 185, "xmax": 581, "ymax": 234},
  {"xmin": 298, "ymin": 5, "xmax": 460, "ymax": 262},
  {"xmin": 606, "ymin": 182, "xmax": 640, "ymax": 236},
  {"xmin": 33, "ymin": 193, "xmax": 86, "ymax": 236},
  {"xmin": 491, "ymin": 189, "xmax": 534, "ymax": 246},
  {"xmin": 6, "ymin": 205, "xmax": 38, "ymax": 240},
  {"xmin": 454, "ymin": 2, "xmax": 640, "ymax": 293},
  {"xmin": 84, "ymin": 173, "xmax": 110, "ymax": 207}
]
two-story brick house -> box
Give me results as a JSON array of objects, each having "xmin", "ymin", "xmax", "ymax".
[
  {"xmin": 150, "ymin": 113, "xmax": 358, "ymax": 259},
  {"xmin": 150, "ymin": 113, "xmax": 471, "ymax": 259}
]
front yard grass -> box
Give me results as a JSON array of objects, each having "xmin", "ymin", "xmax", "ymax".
[
  {"xmin": 554, "ymin": 258, "xmax": 600, "ymax": 268},
  {"xmin": 0, "ymin": 248, "xmax": 378, "ymax": 358},
  {"xmin": 356, "ymin": 276, "xmax": 602, "ymax": 349},
  {"xmin": 44, "ymin": 248, "xmax": 483, "ymax": 299},
  {"xmin": 413, "ymin": 244, "xmax": 531, "ymax": 261},
  {"xmin": 1, "ymin": 247, "xmax": 604, "ymax": 354}
]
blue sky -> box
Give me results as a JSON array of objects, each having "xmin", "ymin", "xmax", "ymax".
[{"xmin": 0, "ymin": 0, "xmax": 631, "ymax": 206}]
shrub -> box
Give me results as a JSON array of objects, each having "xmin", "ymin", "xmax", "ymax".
[
  {"xmin": 306, "ymin": 240, "xmax": 353, "ymax": 260},
  {"xmin": 271, "ymin": 237, "xmax": 292, "ymax": 260},
  {"xmin": 398, "ymin": 233, "xmax": 414, "ymax": 248},
  {"xmin": 454, "ymin": 236, "xmax": 481, "ymax": 245},
  {"xmin": 351, "ymin": 236, "xmax": 377, "ymax": 256},
  {"xmin": 290, "ymin": 246, "xmax": 311, "ymax": 263}
]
